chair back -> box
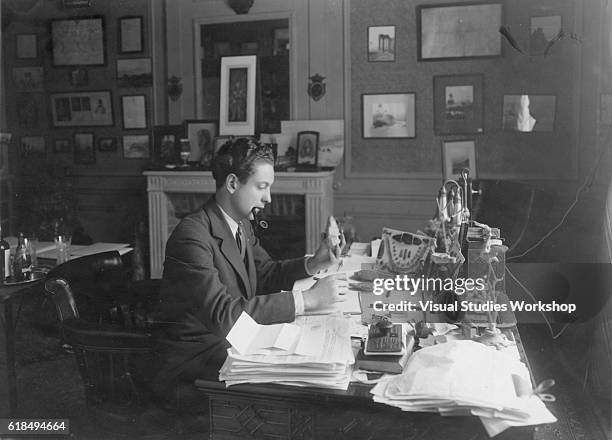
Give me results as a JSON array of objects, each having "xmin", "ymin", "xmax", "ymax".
[{"xmin": 44, "ymin": 278, "xmax": 79, "ymax": 323}]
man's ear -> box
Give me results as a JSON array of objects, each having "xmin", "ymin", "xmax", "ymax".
[{"xmin": 226, "ymin": 173, "xmax": 239, "ymax": 194}]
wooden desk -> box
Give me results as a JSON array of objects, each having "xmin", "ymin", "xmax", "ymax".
[{"xmin": 196, "ymin": 328, "xmax": 534, "ymax": 440}]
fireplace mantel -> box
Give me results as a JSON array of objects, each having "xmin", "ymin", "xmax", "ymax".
[{"xmin": 144, "ymin": 170, "xmax": 335, "ymax": 278}]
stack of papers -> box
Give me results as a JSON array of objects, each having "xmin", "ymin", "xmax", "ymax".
[
  {"xmin": 370, "ymin": 340, "xmax": 556, "ymax": 437},
  {"xmin": 220, "ymin": 312, "xmax": 355, "ymax": 390}
]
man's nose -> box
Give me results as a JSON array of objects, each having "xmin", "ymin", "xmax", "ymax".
[{"xmin": 262, "ymin": 188, "xmax": 272, "ymax": 203}]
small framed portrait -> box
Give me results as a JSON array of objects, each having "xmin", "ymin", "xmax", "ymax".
[
  {"xmin": 530, "ymin": 15, "xmax": 562, "ymax": 56},
  {"xmin": 502, "ymin": 94, "xmax": 556, "ymax": 132},
  {"xmin": 16, "ymin": 34, "xmax": 38, "ymax": 59},
  {"xmin": 13, "ymin": 67, "xmax": 44, "ymax": 91},
  {"xmin": 117, "ymin": 58, "xmax": 152, "ymax": 88},
  {"xmin": 54, "ymin": 138, "xmax": 72, "ymax": 153},
  {"xmin": 442, "ymin": 139, "xmax": 477, "ymax": 181},
  {"xmin": 362, "ymin": 93, "xmax": 416, "ymax": 139},
  {"xmin": 73, "ymin": 132, "xmax": 95, "ymax": 164},
  {"xmin": 98, "ymin": 137, "xmax": 117, "ymax": 152},
  {"xmin": 368, "ymin": 25, "xmax": 396, "ymax": 62},
  {"xmin": 119, "ymin": 16, "xmax": 144, "ymax": 54},
  {"xmin": 121, "ymin": 94, "xmax": 147, "ymax": 129},
  {"xmin": 20, "ymin": 136, "xmax": 45, "ymax": 157},
  {"xmin": 219, "ymin": 55, "xmax": 256, "ymax": 136},
  {"xmin": 123, "ymin": 134, "xmax": 150, "ymax": 159},
  {"xmin": 184, "ymin": 120, "xmax": 217, "ymax": 168},
  {"xmin": 433, "ymin": 74, "xmax": 484, "ymax": 135},
  {"xmin": 296, "ymin": 131, "xmax": 319, "ymax": 167},
  {"xmin": 69, "ymin": 68, "xmax": 88, "ymax": 86},
  {"xmin": 153, "ymin": 124, "xmax": 184, "ymax": 166}
]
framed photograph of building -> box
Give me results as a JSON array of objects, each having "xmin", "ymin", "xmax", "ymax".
[
  {"xmin": 51, "ymin": 16, "xmax": 105, "ymax": 66},
  {"xmin": 50, "ymin": 90, "xmax": 113, "ymax": 127},
  {"xmin": 121, "ymin": 94, "xmax": 147, "ymax": 129},
  {"xmin": 296, "ymin": 131, "xmax": 319, "ymax": 167},
  {"xmin": 219, "ymin": 55, "xmax": 256, "ymax": 136},
  {"xmin": 442, "ymin": 139, "xmax": 477, "ymax": 181},
  {"xmin": 502, "ymin": 94, "xmax": 556, "ymax": 132},
  {"xmin": 119, "ymin": 16, "xmax": 143, "ymax": 54},
  {"xmin": 530, "ymin": 15, "xmax": 562, "ymax": 56},
  {"xmin": 362, "ymin": 93, "xmax": 416, "ymax": 138},
  {"xmin": 417, "ymin": 2, "xmax": 503, "ymax": 61},
  {"xmin": 184, "ymin": 120, "xmax": 217, "ymax": 168},
  {"xmin": 368, "ymin": 25, "xmax": 396, "ymax": 62},
  {"xmin": 73, "ymin": 132, "xmax": 95, "ymax": 164},
  {"xmin": 123, "ymin": 134, "xmax": 150, "ymax": 159},
  {"xmin": 433, "ymin": 74, "xmax": 484, "ymax": 135}
]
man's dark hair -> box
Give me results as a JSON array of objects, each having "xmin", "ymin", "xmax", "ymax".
[{"xmin": 212, "ymin": 137, "xmax": 274, "ymax": 188}]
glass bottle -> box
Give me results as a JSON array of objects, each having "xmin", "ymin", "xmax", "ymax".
[
  {"xmin": 0, "ymin": 225, "xmax": 10, "ymax": 281},
  {"xmin": 12, "ymin": 232, "xmax": 32, "ymax": 282}
]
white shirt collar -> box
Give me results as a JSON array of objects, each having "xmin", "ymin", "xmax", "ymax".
[{"xmin": 216, "ymin": 202, "xmax": 240, "ymax": 237}]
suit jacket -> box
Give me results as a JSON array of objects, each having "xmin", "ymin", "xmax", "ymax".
[{"xmin": 153, "ymin": 198, "xmax": 308, "ymax": 391}]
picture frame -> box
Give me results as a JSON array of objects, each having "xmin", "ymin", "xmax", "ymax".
[
  {"xmin": 153, "ymin": 125, "xmax": 184, "ymax": 166},
  {"xmin": 116, "ymin": 58, "xmax": 152, "ymax": 88},
  {"xmin": 13, "ymin": 67, "xmax": 44, "ymax": 91},
  {"xmin": 62, "ymin": 0, "xmax": 92, "ymax": 7},
  {"xmin": 296, "ymin": 131, "xmax": 319, "ymax": 168},
  {"xmin": 362, "ymin": 93, "xmax": 416, "ymax": 139},
  {"xmin": 433, "ymin": 74, "xmax": 484, "ymax": 135},
  {"xmin": 121, "ymin": 94, "xmax": 147, "ymax": 129},
  {"xmin": 184, "ymin": 120, "xmax": 217, "ymax": 168},
  {"xmin": 417, "ymin": 2, "xmax": 503, "ymax": 61},
  {"xmin": 20, "ymin": 136, "xmax": 45, "ymax": 157},
  {"xmin": 530, "ymin": 15, "xmax": 562, "ymax": 56},
  {"xmin": 68, "ymin": 68, "xmax": 88, "ymax": 86},
  {"xmin": 368, "ymin": 25, "xmax": 396, "ymax": 62},
  {"xmin": 502, "ymin": 94, "xmax": 556, "ymax": 132},
  {"xmin": 119, "ymin": 16, "xmax": 143, "ymax": 54},
  {"xmin": 54, "ymin": 138, "xmax": 72, "ymax": 153},
  {"xmin": 219, "ymin": 55, "xmax": 257, "ymax": 136},
  {"xmin": 73, "ymin": 132, "xmax": 95, "ymax": 164},
  {"xmin": 17, "ymin": 93, "xmax": 41, "ymax": 128},
  {"xmin": 98, "ymin": 137, "xmax": 117, "ymax": 152},
  {"xmin": 51, "ymin": 16, "xmax": 106, "ymax": 66},
  {"xmin": 50, "ymin": 90, "xmax": 113, "ymax": 127},
  {"xmin": 122, "ymin": 134, "xmax": 150, "ymax": 159},
  {"xmin": 16, "ymin": 34, "xmax": 38, "ymax": 59},
  {"xmin": 442, "ymin": 139, "xmax": 477, "ymax": 181}
]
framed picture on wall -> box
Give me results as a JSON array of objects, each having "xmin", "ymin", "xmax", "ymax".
[
  {"xmin": 50, "ymin": 90, "xmax": 113, "ymax": 127},
  {"xmin": 121, "ymin": 95, "xmax": 147, "ymax": 129},
  {"xmin": 368, "ymin": 25, "xmax": 396, "ymax": 62},
  {"xmin": 20, "ymin": 136, "xmax": 45, "ymax": 157},
  {"xmin": 442, "ymin": 139, "xmax": 477, "ymax": 181},
  {"xmin": 417, "ymin": 3, "xmax": 503, "ymax": 61},
  {"xmin": 433, "ymin": 74, "xmax": 484, "ymax": 135},
  {"xmin": 123, "ymin": 134, "xmax": 150, "ymax": 159},
  {"xmin": 51, "ymin": 16, "xmax": 106, "ymax": 66},
  {"xmin": 185, "ymin": 120, "xmax": 217, "ymax": 168},
  {"xmin": 219, "ymin": 55, "xmax": 256, "ymax": 136},
  {"xmin": 54, "ymin": 138, "xmax": 72, "ymax": 153},
  {"xmin": 98, "ymin": 137, "xmax": 117, "ymax": 152},
  {"xmin": 153, "ymin": 125, "xmax": 184, "ymax": 166},
  {"xmin": 13, "ymin": 67, "xmax": 44, "ymax": 91},
  {"xmin": 119, "ymin": 16, "xmax": 143, "ymax": 54},
  {"xmin": 73, "ymin": 132, "xmax": 95, "ymax": 164},
  {"xmin": 16, "ymin": 34, "xmax": 38, "ymax": 59},
  {"xmin": 530, "ymin": 15, "xmax": 562, "ymax": 56},
  {"xmin": 117, "ymin": 58, "xmax": 152, "ymax": 88},
  {"xmin": 502, "ymin": 94, "xmax": 556, "ymax": 132},
  {"xmin": 296, "ymin": 131, "xmax": 319, "ymax": 167},
  {"xmin": 362, "ymin": 92, "xmax": 416, "ymax": 138}
]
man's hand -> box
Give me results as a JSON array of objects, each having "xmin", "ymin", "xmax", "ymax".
[
  {"xmin": 306, "ymin": 217, "xmax": 346, "ymax": 274},
  {"xmin": 302, "ymin": 274, "xmax": 347, "ymax": 311}
]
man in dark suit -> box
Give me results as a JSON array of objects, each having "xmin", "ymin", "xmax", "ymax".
[{"xmin": 153, "ymin": 137, "xmax": 343, "ymax": 396}]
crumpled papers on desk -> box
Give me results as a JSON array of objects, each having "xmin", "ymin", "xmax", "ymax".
[{"xmin": 370, "ymin": 340, "xmax": 556, "ymax": 437}]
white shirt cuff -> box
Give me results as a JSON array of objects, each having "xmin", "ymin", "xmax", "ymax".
[
  {"xmin": 304, "ymin": 256, "xmax": 315, "ymax": 276},
  {"xmin": 292, "ymin": 289, "xmax": 305, "ymax": 315}
]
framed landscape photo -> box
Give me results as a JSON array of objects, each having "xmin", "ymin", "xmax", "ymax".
[
  {"xmin": 98, "ymin": 137, "xmax": 117, "ymax": 152},
  {"xmin": 433, "ymin": 74, "xmax": 484, "ymax": 135},
  {"xmin": 20, "ymin": 136, "xmax": 45, "ymax": 157},
  {"xmin": 442, "ymin": 139, "xmax": 477, "ymax": 181},
  {"xmin": 119, "ymin": 16, "xmax": 143, "ymax": 54},
  {"xmin": 51, "ymin": 16, "xmax": 106, "ymax": 66},
  {"xmin": 219, "ymin": 55, "xmax": 256, "ymax": 136},
  {"xmin": 153, "ymin": 125, "xmax": 184, "ymax": 166},
  {"xmin": 117, "ymin": 58, "xmax": 152, "ymax": 88},
  {"xmin": 13, "ymin": 67, "xmax": 44, "ymax": 91},
  {"xmin": 296, "ymin": 131, "xmax": 319, "ymax": 167},
  {"xmin": 54, "ymin": 138, "xmax": 72, "ymax": 153},
  {"xmin": 123, "ymin": 134, "xmax": 150, "ymax": 159},
  {"xmin": 16, "ymin": 34, "xmax": 38, "ymax": 59},
  {"xmin": 362, "ymin": 93, "xmax": 416, "ymax": 138},
  {"xmin": 502, "ymin": 94, "xmax": 556, "ymax": 132},
  {"xmin": 417, "ymin": 2, "xmax": 503, "ymax": 61},
  {"xmin": 50, "ymin": 90, "xmax": 113, "ymax": 127},
  {"xmin": 530, "ymin": 15, "xmax": 562, "ymax": 56},
  {"xmin": 73, "ymin": 132, "xmax": 95, "ymax": 164},
  {"xmin": 368, "ymin": 25, "xmax": 396, "ymax": 62},
  {"xmin": 121, "ymin": 94, "xmax": 147, "ymax": 129},
  {"xmin": 185, "ymin": 120, "xmax": 217, "ymax": 168}
]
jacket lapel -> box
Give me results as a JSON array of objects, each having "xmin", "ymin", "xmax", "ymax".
[{"xmin": 204, "ymin": 199, "xmax": 252, "ymax": 298}]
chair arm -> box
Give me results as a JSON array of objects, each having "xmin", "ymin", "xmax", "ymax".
[{"xmin": 62, "ymin": 318, "xmax": 153, "ymax": 352}]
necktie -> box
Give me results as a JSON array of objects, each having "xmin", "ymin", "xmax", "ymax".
[{"xmin": 235, "ymin": 224, "xmax": 243, "ymax": 256}]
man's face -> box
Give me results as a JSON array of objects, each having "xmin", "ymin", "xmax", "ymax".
[{"xmin": 230, "ymin": 161, "xmax": 274, "ymax": 220}]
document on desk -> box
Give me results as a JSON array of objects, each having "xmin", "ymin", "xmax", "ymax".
[{"xmin": 293, "ymin": 273, "xmax": 362, "ymax": 315}]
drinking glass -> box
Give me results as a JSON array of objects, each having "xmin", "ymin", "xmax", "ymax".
[
  {"xmin": 24, "ymin": 235, "xmax": 38, "ymax": 268},
  {"xmin": 54, "ymin": 234, "xmax": 72, "ymax": 265},
  {"xmin": 179, "ymin": 139, "xmax": 191, "ymax": 167}
]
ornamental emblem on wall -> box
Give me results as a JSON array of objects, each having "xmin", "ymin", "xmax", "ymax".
[{"xmin": 307, "ymin": 74, "xmax": 326, "ymax": 102}]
